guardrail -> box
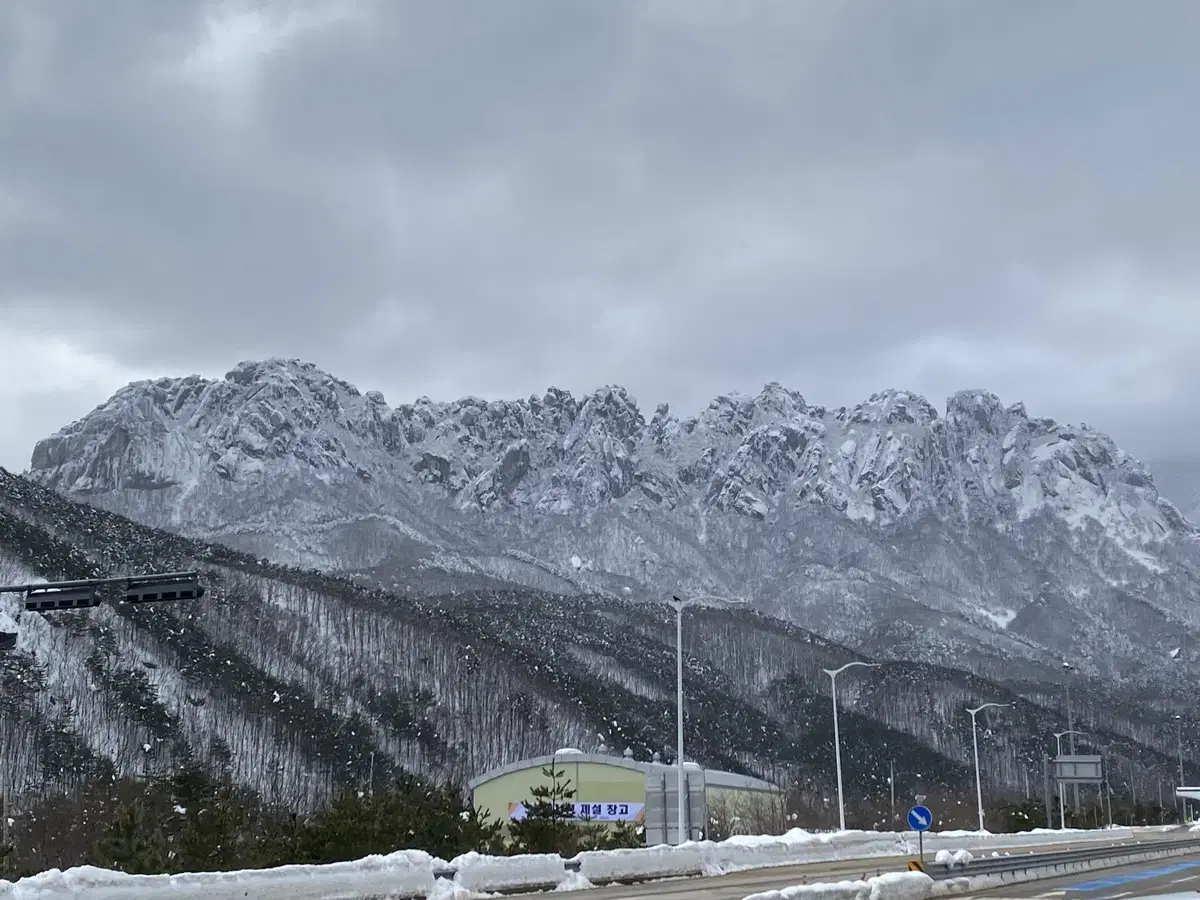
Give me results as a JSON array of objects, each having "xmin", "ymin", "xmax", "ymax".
[
  {"xmin": 0, "ymin": 829, "xmax": 1175, "ymax": 900},
  {"xmin": 426, "ymin": 857, "xmax": 645, "ymax": 894},
  {"xmin": 927, "ymin": 836, "xmax": 1200, "ymax": 892},
  {"xmin": 412, "ymin": 838, "xmax": 1200, "ymax": 898}
]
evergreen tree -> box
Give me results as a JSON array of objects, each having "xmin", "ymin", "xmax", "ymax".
[
  {"xmin": 0, "ymin": 838, "xmax": 15, "ymax": 879},
  {"xmin": 992, "ymin": 798, "xmax": 1048, "ymax": 832},
  {"xmin": 508, "ymin": 764, "xmax": 577, "ymax": 855},
  {"xmin": 295, "ymin": 776, "xmax": 503, "ymax": 864},
  {"xmin": 174, "ymin": 780, "xmax": 262, "ymax": 871},
  {"xmin": 89, "ymin": 803, "xmax": 168, "ymax": 874},
  {"xmin": 603, "ymin": 819, "xmax": 642, "ymax": 850},
  {"xmin": 15, "ymin": 766, "xmax": 504, "ymax": 874}
]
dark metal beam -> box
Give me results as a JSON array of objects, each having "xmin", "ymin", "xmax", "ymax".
[
  {"xmin": 0, "ymin": 570, "xmax": 201, "ymax": 595},
  {"xmin": 0, "ymin": 571, "xmax": 205, "ymax": 613}
]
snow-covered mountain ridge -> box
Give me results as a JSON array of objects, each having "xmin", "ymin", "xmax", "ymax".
[
  {"xmin": 26, "ymin": 359, "xmax": 1200, "ymax": 685},
  {"xmin": 5, "ymin": 466, "xmax": 1191, "ymax": 825}
]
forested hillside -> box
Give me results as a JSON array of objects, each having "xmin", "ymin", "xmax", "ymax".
[{"xmin": 0, "ymin": 468, "xmax": 1193, "ymax": 836}]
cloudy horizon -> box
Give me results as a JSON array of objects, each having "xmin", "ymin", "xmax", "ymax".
[{"xmin": 4, "ymin": 0, "xmax": 1200, "ymax": 473}]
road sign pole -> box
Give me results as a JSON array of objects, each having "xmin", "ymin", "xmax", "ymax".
[{"xmin": 906, "ymin": 803, "xmax": 931, "ymax": 868}]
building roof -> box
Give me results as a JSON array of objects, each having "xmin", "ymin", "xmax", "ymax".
[{"xmin": 467, "ymin": 751, "xmax": 780, "ymax": 793}]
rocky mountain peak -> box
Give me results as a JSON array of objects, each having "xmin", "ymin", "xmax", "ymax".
[
  {"xmin": 848, "ymin": 389, "xmax": 940, "ymax": 427},
  {"xmin": 30, "ymin": 361, "xmax": 1190, "ymax": 533},
  {"xmin": 23, "ymin": 358, "xmax": 1200, "ymax": 687},
  {"xmin": 27, "ymin": 359, "xmax": 1197, "ymax": 601}
]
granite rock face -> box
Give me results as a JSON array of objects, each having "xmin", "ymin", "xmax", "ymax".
[{"xmin": 27, "ymin": 358, "xmax": 1200, "ymax": 686}]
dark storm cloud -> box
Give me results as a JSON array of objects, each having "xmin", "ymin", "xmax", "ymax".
[{"xmin": 3, "ymin": 0, "xmax": 1200, "ymax": 472}]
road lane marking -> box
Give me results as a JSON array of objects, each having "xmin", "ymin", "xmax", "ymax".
[{"xmin": 1066, "ymin": 858, "xmax": 1200, "ymax": 891}]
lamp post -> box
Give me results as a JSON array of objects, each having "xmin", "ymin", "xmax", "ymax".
[
  {"xmin": 1062, "ymin": 661, "xmax": 1080, "ymax": 813},
  {"xmin": 966, "ymin": 702, "xmax": 1010, "ymax": 832},
  {"xmin": 1053, "ymin": 730, "xmax": 1086, "ymax": 829},
  {"xmin": 667, "ymin": 593, "xmax": 745, "ymax": 844},
  {"xmin": 823, "ymin": 660, "xmax": 880, "ymax": 831},
  {"xmin": 1176, "ymin": 715, "xmax": 1186, "ymax": 822},
  {"xmin": 1095, "ymin": 737, "xmax": 1140, "ymax": 826}
]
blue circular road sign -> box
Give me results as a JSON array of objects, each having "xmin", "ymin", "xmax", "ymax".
[{"xmin": 906, "ymin": 804, "xmax": 932, "ymax": 831}]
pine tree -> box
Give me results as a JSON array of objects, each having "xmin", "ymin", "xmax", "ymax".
[
  {"xmin": 89, "ymin": 803, "xmax": 168, "ymax": 874},
  {"xmin": 508, "ymin": 764, "xmax": 577, "ymax": 855},
  {"xmin": 176, "ymin": 781, "xmax": 261, "ymax": 871}
]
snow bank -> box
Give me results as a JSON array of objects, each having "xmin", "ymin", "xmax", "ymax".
[
  {"xmin": 575, "ymin": 843, "xmax": 703, "ymax": 882},
  {"xmin": 933, "ymin": 849, "xmax": 972, "ymax": 867},
  {"xmin": 741, "ymin": 871, "xmax": 933, "ymax": 900},
  {"xmin": 868, "ymin": 872, "xmax": 934, "ymax": 900},
  {"xmin": 0, "ymin": 850, "xmax": 442, "ymax": 899},
  {"xmin": 446, "ymin": 850, "xmax": 566, "ymax": 892},
  {"xmin": 0, "ymin": 824, "xmax": 1129, "ymax": 899},
  {"xmin": 573, "ymin": 829, "xmax": 908, "ymax": 882},
  {"xmin": 571, "ymin": 825, "xmax": 1110, "ymax": 884},
  {"xmin": 697, "ymin": 829, "xmax": 906, "ymax": 874}
]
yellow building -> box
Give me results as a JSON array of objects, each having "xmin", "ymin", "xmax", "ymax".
[{"xmin": 468, "ymin": 748, "xmax": 780, "ymax": 845}]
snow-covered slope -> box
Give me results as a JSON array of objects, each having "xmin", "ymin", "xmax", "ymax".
[
  {"xmin": 1149, "ymin": 459, "xmax": 1200, "ymax": 526},
  {"xmin": 0, "ymin": 470, "xmax": 1042, "ymax": 817},
  {"xmin": 26, "ymin": 359, "xmax": 1200, "ymax": 685}
]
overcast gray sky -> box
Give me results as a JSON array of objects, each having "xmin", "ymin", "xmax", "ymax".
[{"xmin": 3, "ymin": 0, "xmax": 1200, "ymax": 473}]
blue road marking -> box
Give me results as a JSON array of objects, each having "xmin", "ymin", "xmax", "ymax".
[{"xmin": 1068, "ymin": 858, "xmax": 1200, "ymax": 891}]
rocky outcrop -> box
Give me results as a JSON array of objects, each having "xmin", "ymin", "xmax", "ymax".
[{"xmin": 25, "ymin": 359, "xmax": 1200, "ymax": 685}]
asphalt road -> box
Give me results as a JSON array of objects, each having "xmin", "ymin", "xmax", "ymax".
[
  {"xmin": 963, "ymin": 853, "xmax": 1200, "ymax": 899},
  {"xmin": 505, "ymin": 832, "xmax": 1195, "ymax": 900}
]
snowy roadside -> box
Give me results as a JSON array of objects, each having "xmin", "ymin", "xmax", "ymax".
[{"xmin": 0, "ymin": 824, "xmax": 1146, "ymax": 900}]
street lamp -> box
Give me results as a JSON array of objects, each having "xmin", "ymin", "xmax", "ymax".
[
  {"xmin": 667, "ymin": 593, "xmax": 746, "ymax": 844},
  {"xmin": 1169, "ymin": 651, "xmax": 1187, "ymax": 821},
  {"xmin": 1053, "ymin": 730, "xmax": 1087, "ymax": 829},
  {"xmin": 823, "ymin": 660, "xmax": 880, "ymax": 831},
  {"xmin": 966, "ymin": 702, "xmax": 1010, "ymax": 832},
  {"xmin": 1176, "ymin": 715, "xmax": 1186, "ymax": 822},
  {"xmin": 1062, "ymin": 661, "xmax": 1080, "ymax": 813}
]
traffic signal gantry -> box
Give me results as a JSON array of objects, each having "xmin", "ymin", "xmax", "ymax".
[{"xmin": 0, "ymin": 571, "xmax": 205, "ymax": 612}]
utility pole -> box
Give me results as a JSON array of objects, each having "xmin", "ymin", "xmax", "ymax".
[
  {"xmin": 1043, "ymin": 755, "xmax": 1052, "ymax": 829},
  {"xmin": 889, "ymin": 759, "xmax": 896, "ymax": 825},
  {"xmin": 1129, "ymin": 759, "xmax": 1136, "ymax": 824},
  {"xmin": 1063, "ymin": 662, "xmax": 1080, "ymax": 814}
]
